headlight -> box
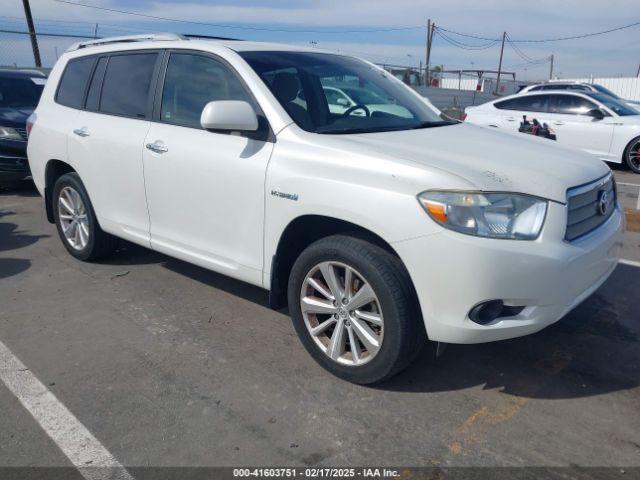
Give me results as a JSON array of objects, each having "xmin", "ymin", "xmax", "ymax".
[
  {"xmin": 418, "ymin": 191, "xmax": 547, "ymax": 240},
  {"xmin": 0, "ymin": 126, "xmax": 23, "ymax": 140}
]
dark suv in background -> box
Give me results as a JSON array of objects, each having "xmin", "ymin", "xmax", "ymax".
[{"xmin": 0, "ymin": 69, "xmax": 46, "ymax": 187}]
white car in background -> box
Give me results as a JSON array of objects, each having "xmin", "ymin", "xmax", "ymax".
[
  {"xmin": 465, "ymin": 90, "xmax": 640, "ymax": 173},
  {"xmin": 519, "ymin": 82, "xmax": 640, "ymax": 112},
  {"xmin": 295, "ymin": 85, "xmax": 412, "ymax": 118}
]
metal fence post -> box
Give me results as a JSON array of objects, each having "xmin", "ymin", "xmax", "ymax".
[{"xmin": 22, "ymin": 0, "xmax": 41, "ymax": 67}]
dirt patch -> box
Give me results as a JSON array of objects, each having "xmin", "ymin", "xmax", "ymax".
[{"xmin": 625, "ymin": 208, "xmax": 640, "ymax": 232}]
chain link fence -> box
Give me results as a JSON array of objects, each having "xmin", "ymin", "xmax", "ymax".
[{"xmin": 0, "ymin": 29, "xmax": 94, "ymax": 69}]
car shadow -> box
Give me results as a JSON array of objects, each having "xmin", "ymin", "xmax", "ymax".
[
  {"xmin": 0, "ymin": 258, "xmax": 31, "ymax": 279},
  {"xmin": 81, "ymin": 238, "xmax": 638, "ymax": 401},
  {"xmin": 162, "ymin": 257, "xmax": 271, "ymax": 309},
  {"xmin": 0, "ymin": 208, "xmax": 47, "ymax": 280},
  {"xmin": 94, "ymin": 241, "xmax": 168, "ymax": 267},
  {"xmin": 0, "ymin": 218, "xmax": 49, "ymax": 253},
  {"xmin": 0, "ymin": 181, "xmax": 39, "ymax": 197}
]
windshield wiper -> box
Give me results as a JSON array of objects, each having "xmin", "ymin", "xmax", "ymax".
[{"xmin": 410, "ymin": 120, "xmax": 456, "ymax": 129}]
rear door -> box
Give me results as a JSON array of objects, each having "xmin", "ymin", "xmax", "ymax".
[
  {"xmin": 546, "ymin": 93, "xmax": 615, "ymax": 159},
  {"xmin": 67, "ymin": 50, "xmax": 161, "ymax": 245}
]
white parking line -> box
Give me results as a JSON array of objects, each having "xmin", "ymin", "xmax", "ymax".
[
  {"xmin": 0, "ymin": 340, "xmax": 134, "ymax": 480},
  {"xmin": 613, "ymin": 182, "xmax": 640, "ymax": 209},
  {"xmin": 619, "ymin": 259, "xmax": 640, "ymax": 268}
]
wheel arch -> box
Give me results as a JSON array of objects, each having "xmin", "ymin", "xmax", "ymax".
[
  {"xmin": 622, "ymin": 134, "xmax": 640, "ymax": 172},
  {"xmin": 44, "ymin": 159, "xmax": 76, "ymax": 223},
  {"xmin": 268, "ymin": 214, "xmax": 413, "ymax": 310}
]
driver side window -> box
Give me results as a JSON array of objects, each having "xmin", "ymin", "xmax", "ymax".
[{"xmin": 161, "ymin": 52, "xmax": 253, "ymax": 129}]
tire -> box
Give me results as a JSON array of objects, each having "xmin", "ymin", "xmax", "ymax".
[
  {"xmin": 52, "ymin": 172, "xmax": 118, "ymax": 261},
  {"xmin": 287, "ymin": 235, "xmax": 425, "ymax": 384},
  {"xmin": 624, "ymin": 136, "xmax": 640, "ymax": 174}
]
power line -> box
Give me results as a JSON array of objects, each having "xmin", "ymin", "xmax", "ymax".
[
  {"xmin": 50, "ymin": 0, "xmax": 424, "ymax": 34},
  {"xmin": 434, "ymin": 28, "xmax": 499, "ymax": 50},
  {"xmin": 505, "ymin": 34, "xmax": 551, "ymax": 65},
  {"xmin": 437, "ymin": 21, "xmax": 640, "ymax": 43}
]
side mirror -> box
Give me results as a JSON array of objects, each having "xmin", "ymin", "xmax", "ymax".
[
  {"xmin": 336, "ymin": 97, "xmax": 350, "ymax": 107},
  {"xmin": 586, "ymin": 108, "xmax": 605, "ymax": 120},
  {"xmin": 200, "ymin": 100, "xmax": 259, "ymax": 132}
]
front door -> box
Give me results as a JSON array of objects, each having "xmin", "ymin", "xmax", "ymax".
[
  {"xmin": 545, "ymin": 94, "xmax": 615, "ymax": 160},
  {"xmin": 142, "ymin": 51, "xmax": 274, "ymax": 285}
]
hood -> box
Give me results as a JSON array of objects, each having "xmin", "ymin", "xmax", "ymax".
[
  {"xmin": 320, "ymin": 122, "xmax": 609, "ymax": 203},
  {"xmin": 0, "ymin": 106, "xmax": 34, "ymax": 128}
]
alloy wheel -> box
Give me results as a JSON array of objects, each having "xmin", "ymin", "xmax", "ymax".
[
  {"xmin": 58, "ymin": 186, "xmax": 90, "ymax": 251},
  {"xmin": 628, "ymin": 139, "xmax": 640, "ymax": 172},
  {"xmin": 300, "ymin": 261, "xmax": 384, "ymax": 366}
]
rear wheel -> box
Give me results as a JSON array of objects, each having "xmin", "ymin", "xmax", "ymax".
[
  {"xmin": 288, "ymin": 235, "xmax": 425, "ymax": 384},
  {"xmin": 53, "ymin": 173, "xmax": 118, "ymax": 261},
  {"xmin": 624, "ymin": 136, "xmax": 640, "ymax": 174}
]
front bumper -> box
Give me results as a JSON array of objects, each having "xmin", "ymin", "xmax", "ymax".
[
  {"xmin": 393, "ymin": 201, "xmax": 624, "ymax": 344},
  {"xmin": 0, "ymin": 140, "xmax": 30, "ymax": 182}
]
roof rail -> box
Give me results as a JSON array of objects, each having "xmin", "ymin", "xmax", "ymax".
[
  {"xmin": 182, "ymin": 34, "xmax": 240, "ymax": 41},
  {"xmin": 66, "ymin": 33, "xmax": 184, "ymax": 52}
]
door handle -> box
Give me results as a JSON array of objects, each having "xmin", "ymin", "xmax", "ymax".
[
  {"xmin": 145, "ymin": 142, "xmax": 168, "ymax": 154},
  {"xmin": 505, "ymin": 117, "xmax": 516, "ymax": 122},
  {"xmin": 552, "ymin": 121, "xmax": 564, "ymax": 126},
  {"xmin": 73, "ymin": 127, "xmax": 90, "ymax": 137}
]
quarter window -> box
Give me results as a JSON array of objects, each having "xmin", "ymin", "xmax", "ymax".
[
  {"xmin": 161, "ymin": 53, "xmax": 252, "ymax": 128},
  {"xmin": 85, "ymin": 57, "xmax": 108, "ymax": 111},
  {"xmin": 496, "ymin": 95, "xmax": 549, "ymax": 112},
  {"xmin": 100, "ymin": 53, "xmax": 158, "ymax": 119},
  {"xmin": 56, "ymin": 57, "xmax": 95, "ymax": 109}
]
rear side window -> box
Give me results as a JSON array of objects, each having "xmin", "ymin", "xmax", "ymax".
[
  {"xmin": 160, "ymin": 53, "xmax": 252, "ymax": 128},
  {"xmin": 100, "ymin": 53, "xmax": 158, "ymax": 119},
  {"xmin": 56, "ymin": 57, "xmax": 95, "ymax": 109},
  {"xmin": 495, "ymin": 95, "xmax": 548, "ymax": 112}
]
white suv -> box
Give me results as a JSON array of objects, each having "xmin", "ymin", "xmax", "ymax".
[{"xmin": 27, "ymin": 34, "xmax": 623, "ymax": 384}]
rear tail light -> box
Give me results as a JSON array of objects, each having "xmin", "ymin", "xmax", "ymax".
[
  {"xmin": 26, "ymin": 112, "xmax": 36, "ymax": 137},
  {"xmin": 461, "ymin": 113, "xmax": 468, "ymax": 121}
]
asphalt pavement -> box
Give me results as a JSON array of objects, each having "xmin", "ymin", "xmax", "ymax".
[{"xmin": 0, "ymin": 169, "xmax": 638, "ymax": 474}]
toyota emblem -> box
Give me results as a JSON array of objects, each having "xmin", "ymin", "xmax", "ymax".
[{"xmin": 597, "ymin": 190, "xmax": 609, "ymax": 216}]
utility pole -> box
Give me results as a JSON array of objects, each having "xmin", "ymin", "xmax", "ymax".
[
  {"xmin": 22, "ymin": 0, "xmax": 41, "ymax": 67},
  {"xmin": 94, "ymin": 23, "xmax": 99, "ymax": 39},
  {"xmin": 549, "ymin": 54, "xmax": 554, "ymax": 80},
  {"xmin": 425, "ymin": 19, "xmax": 432, "ymax": 86},
  {"xmin": 495, "ymin": 31, "xmax": 506, "ymax": 94}
]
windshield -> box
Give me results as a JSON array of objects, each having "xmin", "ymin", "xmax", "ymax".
[
  {"xmin": 588, "ymin": 92, "xmax": 638, "ymax": 116},
  {"xmin": 239, "ymin": 51, "xmax": 449, "ymax": 134},
  {"xmin": 0, "ymin": 76, "xmax": 44, "ymax": 108},
  {"xmin": 591, "ymin": 84, "xmax": 619, "ymax": 98}
]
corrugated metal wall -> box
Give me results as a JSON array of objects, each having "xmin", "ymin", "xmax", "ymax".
[
  {"xmin": 560, "ymin": 77, "xmax": 640, "ymax": 101},
  {"xmin": 413, "ymin": 86, "xmax": 495, "ymax": 109}
]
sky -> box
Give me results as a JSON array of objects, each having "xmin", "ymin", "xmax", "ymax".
[{"xmin": 1, "ymin": 0, "xmax": 639, "ymax": 80}]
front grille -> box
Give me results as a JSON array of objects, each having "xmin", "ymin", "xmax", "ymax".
[
  {"xmin": 14, "ymin": 127, "xmax": 28, "ymax": 139},
  {"xmin": 565, "ymin": 173, "xmax": 616, "ymax": 241}
]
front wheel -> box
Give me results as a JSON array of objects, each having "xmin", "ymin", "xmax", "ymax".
[
  {"xmin": 624, "ymin": 136, "xmax": 640, "ymax": 174},
  {"xmin": 287, "ymin": 235, "xmax": 425, "ymax": 384}
]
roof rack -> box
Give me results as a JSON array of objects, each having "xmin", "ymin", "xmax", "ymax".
[{"xmin": 66, "ymin": 33, "xmax": 184, "ymax": 52}]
